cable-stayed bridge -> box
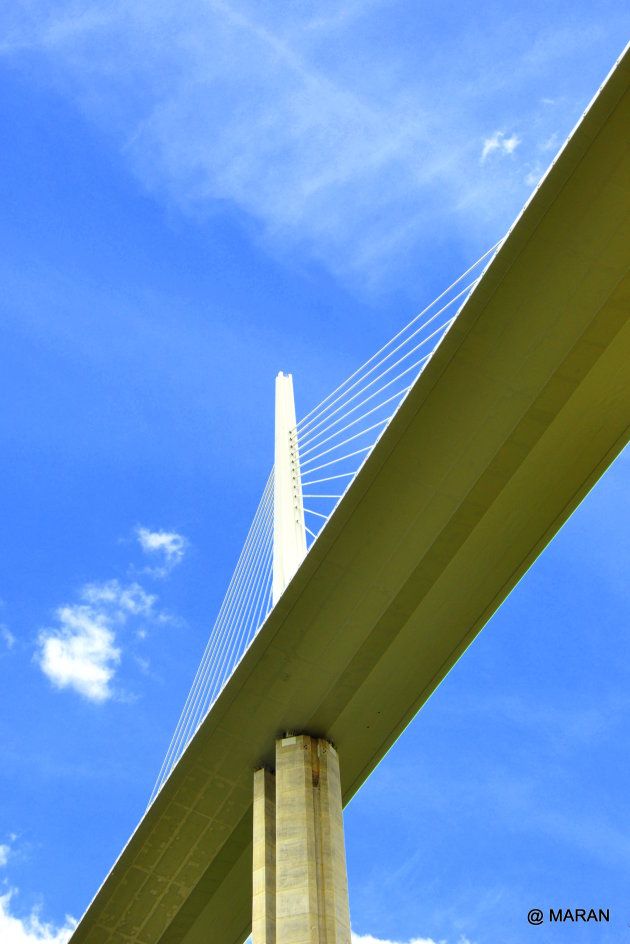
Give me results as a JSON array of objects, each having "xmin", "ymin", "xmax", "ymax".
[
  {"xmin": 148, "ymin": 243, "xmax": 498, "ymax": 807},
  {"xmin": 70, "ymin": 42, "xmax": 630, "ymax": 944}
]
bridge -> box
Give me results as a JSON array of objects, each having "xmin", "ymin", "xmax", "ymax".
[{"xmin": 70, "ymin": 42, "xmax": 630, "ymax": 944}]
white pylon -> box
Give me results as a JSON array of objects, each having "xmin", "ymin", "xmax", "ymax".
[{"xmin": 273, "ymin": 372, "xmax": 306, "ymax": 605}]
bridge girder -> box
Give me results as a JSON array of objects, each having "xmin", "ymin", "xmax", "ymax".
[{"xmin": 70, "ymin": 43, "xmax": 630, "ymax": 944}]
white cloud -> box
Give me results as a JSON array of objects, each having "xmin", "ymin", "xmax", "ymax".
[
  {"xmin": 136, "ymin": 527, "xmax": 186, "ymax": 577},
  {"xmin": 480, "ymin": 131, "xmax": 521, "ymax": 163},
  {"xmin": 352, "ymin": 935, "xmax": 441, "ymax": 944},
  {"xmin": 502, "ymin": 134, "xmax": 521, "ymax": 155},
  {"xmin": 352, "ymin": 934, "xmax": 473, "ymax": 944},
  {"xmin": 541, "ymin": 131, "xmax": 559, "ymax": 152},
  {"xmin": 35, "ymin": 580, "xmax": 156, "ymax": 702},
  {"xmin": 0, "ymin": 890, "xmax": 75, "ymax": 944},
  {"xmin": 0, "ymin": 841, "xmax": 75, "ymax": 944},
  {"xmin": 0, "ymin": 4, "xmax": 621, "ymax": 289},
  {"xmin": 81, "ymin": 580, "xmax": 156, "ymax": 614},
  {"xmin": 135, "ymin": 655, "xmax": 150, "ymax": 673},
  {"xmin": 0, "ymin": 1, "xmax": 551, "ymax": 285},
  {"xmin": 1, "ymin": 625, "xmax": 15, "ymax": 650},
  {"xmin": 524, "ymin": 169, "xmax": 540, "ymax": 188},
  {"xmin": 37, "ymin": 606, "xmax": 120, "ymax": 703}
]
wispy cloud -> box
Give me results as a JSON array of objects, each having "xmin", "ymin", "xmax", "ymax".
[
  {"xmin": 0, "ymin": 891, "xmax": 75, "ymax": 944},
  {"xmin": 480, "ymin": 131, "xmax": 521, "ymax": 163},
  {"xmin": 541, "ymin": 131, "xmax": 559, "ymax": 152},
  {"xmin": 35, "ymin": 580, "xmax": 156, "ymax": 702},
  {"xmin": 1, "ymin": 625, "xmax": 15, "ymax": 650},
  {"xmin": 0, "ymin": 1, "xmax": 591, "ymax": 286},
  {"xmin": 524, "ymin": 164, "xmax": 543, "ymax": 188},
  {"xmin": 136, "ymin": 527, "xmax": 186, "ymax": 578},
  {"xmin": 81, "ymin": 580, "xmax": 156, "ymax": 613},
  {"xmin": 0, "ymin": 840, "xmax": 75, "ymax": 944},
  {"xmin": 0, "ymin": 6, "xmax": 624, "ymax": 294}
]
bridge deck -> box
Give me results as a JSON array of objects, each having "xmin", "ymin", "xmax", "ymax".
[{"xmin": 71, "ymin": 42, "xmax": 630, "ymax": 944}]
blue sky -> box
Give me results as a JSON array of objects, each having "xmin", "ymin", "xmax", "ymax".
[{"xmin": 1, "ymin": 2, "xmax": 629, "ymax": 942}]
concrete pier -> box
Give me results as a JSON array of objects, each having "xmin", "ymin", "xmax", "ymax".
[
  {"xmin": 253, "ymin": 768, "xmax": 276, "ymax": 944},
  {"xmin": 253, "ymin": 735, "xmax": 351, "ymax": 944}
]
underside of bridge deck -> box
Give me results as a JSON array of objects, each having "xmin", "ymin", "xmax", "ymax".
[{"xmin": 69, "ymin": 42, "xmax": 630, "ymax": 944}]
